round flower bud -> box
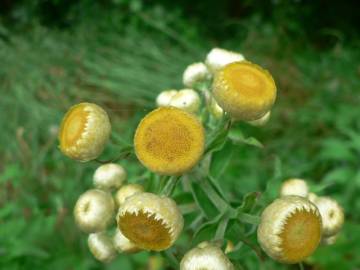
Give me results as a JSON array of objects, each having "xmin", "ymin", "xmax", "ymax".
[
  {"xmin": 182, "ymin": 62, "xmax": 210, "ymax": 87},
  {"xmin": 93, "ymin": 163, "xmax": 126, "ymax": 191},
  {"xmin": 180, "ymin": 242, "xmax": 234, "ymax": 270},
  {"xmin": 115, "ymin": 183, "xmax": 144, "ymax": 206},
  {"xmin": 88, "ymin": 232, "xmax": 117, "ymax": 263},
  {"xmin": 168, "ymin": 89, "xmax": 201, "ymax": 114},
  {"xmin": 308, "ymin": 192, "xmax": 318, "ymax": 203},
  {"xmin": 257, "ymin": 196, "xmax": 322, "ymax": 264},
  {"xmin": 247, "ymin": 111, "xmax": 271, "ymax": 127},
  {"xmin": 58, "ymin": 102, "xmax": 111, "ymax": 162},
  {"xmin": 205, "ymin": 48, "xmax": 245, "ymax": 72},
  {"xmin": 321, "ymin": 233, "xmax": 338, "ymax": 246},
  {"xmin": 213, "ymin": 61, "xmax": 276, "ymax": 121},
  {"xmin": 280, "ymin": 178, "xmax": 309, "ymax": 198},
  {"xmin": 113, "ymin": 228, "xmax": 140, "ymax": 253},
  {"xmin": 74, "ymin": 189, "xmax": 115, "ymax": 233},
  {"xmin": 134, "ymin": 107, "xmax": 205, "ymax": 175},
  {"xmin": 117, "ymin": 192, "xmax": 183, "ymax": 251},
  {"xmin": 156, "ymin": 90, "xmax": 178, "ymax": 107},
  {"xmin": 312, "ymin": 197, "xmax": 344, "ymax": 237}
]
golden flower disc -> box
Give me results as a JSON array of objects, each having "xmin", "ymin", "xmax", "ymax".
[
  {"xmin": 59, "ymin": 102, "xmax": 111, "ymax": 161},
  {"xmin": 213, "ymin": 61, "xmax": 276, "ymax": 121},
  {"xmin": 117, "ymin": 192, "xmax": 183, "ymax": 251},
  {"xmin": 257, "ymin": 196, "xmax": 322, "ymax": 264},
  {"xmin": 134, "ymin": 107, "xmax": 205, "ymax": 175}
]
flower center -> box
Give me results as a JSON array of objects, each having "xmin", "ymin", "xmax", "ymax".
[
  {"xmin": 144, "ymin": 116, "xmax": 192, "ymax": 162},
  {"xmin": 60, "ymin": 105, "xmax": 89, "ymax": 148},
  {"xmin": 279, "ymin": 210, "xmax": 322, "ymax": 263},
  {"xmin": 118, "ymin": 210, "xmax": 172, "ymax": 251},
  {"xmin": 222, "ymin": 63, "xmax": 273, "ymax": 101}
]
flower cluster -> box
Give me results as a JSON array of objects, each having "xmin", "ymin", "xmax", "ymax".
[{"xmin": 58, "ymin": 47, "xmax": 343, "ymax": 268}]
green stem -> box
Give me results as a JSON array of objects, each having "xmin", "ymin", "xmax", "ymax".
[
  {"xmin": 94, "ymin": 145, "xmax": 133, "ymax": 164},
  {"xmin": 237, "ymin": 212, "xmax": 261, "ymax": 225},
  {"xmin": 214, "ymin": 217, "xmax": 229, "ymax": 241},
  {"xmin": 198, "ymin": 178, "xmax": 229, "ymax": 213},
  {"xmin": 179, "ymin": 203, "xmax": 198, "ymax": 215},
  {"xmin": 299, "ymin": 262, "xmax": 305, "ymax": 270},
  {"xmin": 161, "ymin": 176, "xmax": 180, "ymax": 196}
]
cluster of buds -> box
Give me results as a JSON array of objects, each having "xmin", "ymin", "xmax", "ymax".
[
  {"xmin": 257, "ymin": 178, "xmax": 345, "ymax": 264},
  {"xmin": 58, "ymin": 47, "xmax": 335, "ymax": 269}
]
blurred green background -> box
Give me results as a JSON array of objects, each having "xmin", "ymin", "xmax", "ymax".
[{"xmin": 1, "ymin": 0, "xmax": 360, "ymax": 269}]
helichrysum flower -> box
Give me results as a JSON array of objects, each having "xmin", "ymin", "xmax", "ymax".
[
  {"xmin": 74, "ymin": 189, "xmax": 115, "ymax": 233},
  {"xmin": 168, "ymin": 89, "xmax": 201, "ymax": 114},
  {"xmin": 156, "ymin": 90, "xmax": 178, "ymax": 107},
  {"xmin": 113, "ymin": 228, "xmax": 140, "ymax": 253},
  {"xmin": 134, "ymin": 107, "xmax": 205, "ymax": 175},
  {"xmin": 308, "ymin": 192, "xmax": 318, "ymax": 203},
  {"xmin": 247, "ymin": 111, "xmax": 271, "ymax": 127},
  {"xmin": 257, "ymin": 196, "xmax": 322, "ymax": 264},
  {"xmin": 280, "ymin": 178, "xmax": 309, "ymax": 198},
  {"xmin": 213, "ymin": 61, "xmax": 276, "ymax": 121},
  {"xmin": 205, "ymin": 48, "xmax": 245, "ymax": 72},
  {"xmin": 115, "ymin": 183, "xmax": 144, "ymax": 206},
  {"xmin": 180, "ymin": 242, "xmax": 234, "ymax": 270},
  {"xmin": 88, "ymin": 232, "xmax": 117, "ymax": 262},
  {"xmin": 117, "ymin": 192, "xmax": 183, "ymax": 251},
  {"xmin": 312, "ymin": 196, "xmax": 344, "ymax": 237},
  {"xmin": 182, "ymin": 62, "xmax": 210, "ymax": 87},
  {"xmin": 93, "ymin": 163, "xmax": 127, "ymax": 191},
  {"xmin": 58, "ymin": 102, "xmax": 111, "ymax": 161}
]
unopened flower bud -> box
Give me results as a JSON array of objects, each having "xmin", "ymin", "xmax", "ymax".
[
  {"xmin": 213, "ymin": 61, "xmax": 276, "ymax": 121},
  {"xmin": 182, "ymin": 62, "xmax": 210, "ymax": 87},
  {"xmin": 280, "ymin": 178, "xmax": 309, "ymax": 198},
  {"xmin": 205, "ymin": 48, "xmax": 245, "ymax": 72},
  {"xmin": 247, "ymin": 111, "xmax": 271, "ymax": 126},
  {"xmin": 58, "ymin": 103, "xmax": 111, "ymax": 162},
  {"xmin": 180, "ymin": 241, "xmax": 234, "ymax": 270},
  {"xmin": 169, "ymin": 89, "xmax": 201, "ymax": 114},
  {"xmin": 88, "ymin": 232, "xmax": 117, "ymax": 262},
  {"xmin": 74, "ymin": 189, "xmax": 115, "ymax": 233},
  {"xmin": 312, "ymin": 197, "xmax": 344, "ymax": 237},
  {"xmin": 117, "ymin": 192, "xmax": 183, "ymax": 251},
  {"xmin": 93, "ymin": 163, "xmax": 126, "ymax": 191},
  {"xmin": 115, "ymin": 183, "xmax": 144, "ymax": 206},
  {"xmin": 134, "ymin": 107, "xmax": 205, "ymax": 175},
  {"xmin": 156, "ymin": 90, "xmax": 178, "ymax": 107},
  {"xmin": 113, "ymin": 228, "xmax": 140, "ymax": 253},
  {"xmin": 257, "ymin": 196, "xmax": 322, "ymax": 264}
]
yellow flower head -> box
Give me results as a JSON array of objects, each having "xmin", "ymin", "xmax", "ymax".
[
  {"xmin": 180, "ymin": 242, "xmax": 235, "ymax": 270},
  {"xmin": 134, "ymin": 107, "xmax": 205, "ymax": 175},
  {"xmin": 88, "ymin": 232, "xmax": 117, "ymax": 263},
  {"xmin": 313, "ymin": 196, "xmax": 344, "ymax": 237},
  {"xmin": 115, "ymin": 183, "xmax": 144, "ymax": 206},
  {"xmin": 74, "ymin": 189, "xmax": 115, "ymax": 233},
  {"xmin": 117, "ymin": 192, "xmax": 183, "ymax": 251},
  {"xmin": 257, "ymin": 196, "xmax": 322, "ymax": 264},
  {"xmin": 280, "ymin": 178, "xmax": 309, "ymax": 198},
  {"xmin": 213, "ymin": 61, "xmax": 276, "ymax": 121},
  {"xmin": 59, "ymin": 102, "xmax": 111, "ymax": 161},
  {"xmin": 113, "ymin": 228, "xmax": 140, "ymax": 253}
]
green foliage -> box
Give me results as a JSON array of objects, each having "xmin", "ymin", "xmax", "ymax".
[{"xmin": 1, "ymin": 2, "xmax": 360, "ymax": 270}]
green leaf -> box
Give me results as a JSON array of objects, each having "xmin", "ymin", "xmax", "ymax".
[
  {"xmin": 210, "ymin": 140, "xmax": 234, "ymax": 180},
  {"xmin": 238, "ymin": 192, "xmax": 261, "ymax": 213},
  {"xmin": 228, "ymin": 129, "xmax": 264, "ymax": 148},
  {"xmin": 205, "ymin": 117, "xmax": 231, "ymax": 155},
  {"xmin": 190, "ymin": 181, "xmax": 219, "ymax": 219}
]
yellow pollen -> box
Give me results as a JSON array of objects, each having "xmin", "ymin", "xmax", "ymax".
[
  {"xmin": 279, "ymin": 210, "xmax": 321, "ymax": 263},
  {"xmin": 118, "ymin": 210, "xmax": 172, "ymax": 251},
  {"xmin": 60, "ymin": 104, "xmax": 89, "ymax": 149},
  {"xmin": 134, "ymin": 107, "xmax": 205, "ymax": 175}
]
